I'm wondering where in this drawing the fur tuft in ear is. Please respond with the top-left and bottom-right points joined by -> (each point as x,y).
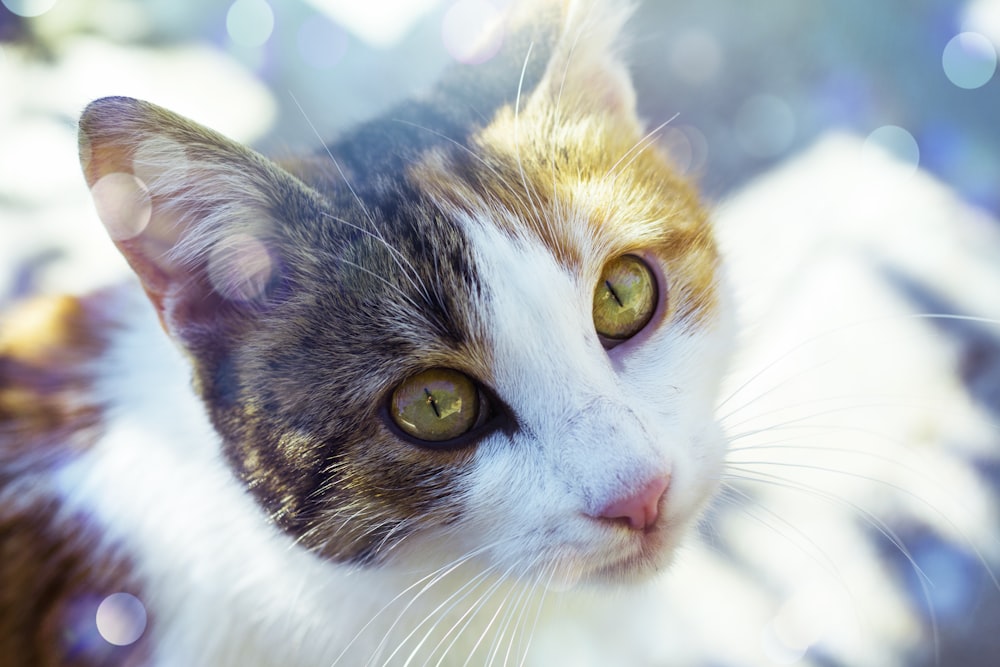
78,97 -> 313,340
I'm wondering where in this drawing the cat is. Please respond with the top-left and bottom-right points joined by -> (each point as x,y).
0,0 -> 734,664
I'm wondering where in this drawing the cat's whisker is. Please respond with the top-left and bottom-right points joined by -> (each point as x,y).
727,449 -> 1000,593
288,93 -> 373,226
717,315 -> 918,417
393,559 -> 506,667
725,466 -> 934,585
483,562 -> 536,667
725,431 -> 946,480
716,359 -> 843,426
724,467 -> 948,662
712,482 -> 850,593
501,587 -> 534,667
387,540 -> 523,653
328,504 -> 375,536
723,397 -> 923,443
716,351 -> 847,423
459,566 -> 524,667
408,556 -> 522,667
726,458 -> 925,501
603,114 -> 679,183
367,517 -> 413,557
337,257 -> 426,313
290,502 -> 387,556
458,555 -> 544,667
492,567 -> 542,667
413,562 -> 511,667
703,483 -> 891,654
318,211 -> 431,306
330,540 -> 507,667
548,20 -> 585,205
514,565 -> 554,667
719,310 -> 1000,417
290,93 -> 432,306
910,313 -> 1000,327
512,42 -> 549,237
424,571 -> 504,667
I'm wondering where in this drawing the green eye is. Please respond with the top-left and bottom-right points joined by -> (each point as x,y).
593,255 -> 658,341
390,368 -> 480,443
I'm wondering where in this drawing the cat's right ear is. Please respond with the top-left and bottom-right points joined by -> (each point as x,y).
79,97 -> 310,343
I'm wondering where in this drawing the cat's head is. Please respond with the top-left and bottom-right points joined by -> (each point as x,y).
78,0 -> 732,586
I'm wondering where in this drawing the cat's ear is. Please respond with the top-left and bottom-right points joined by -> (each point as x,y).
78,97 -> 307,342
528,0 -> 637,118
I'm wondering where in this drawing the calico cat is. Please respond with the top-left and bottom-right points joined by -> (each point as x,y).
0,0 -> 732,664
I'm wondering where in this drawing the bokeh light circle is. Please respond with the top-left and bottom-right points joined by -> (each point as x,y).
95,593 -> 147,647
942,32 -> 997,89
132,136 -> 192,191
298,15 -> 349,69
90,173 -> 153,241
863,125 -> 920,176
226,0 -> 275,48
670,29 -> 723,84
733,94 -> 796,159
442,0 -> 504,65
1,0 -> 58,18
207,232 -> 275,302
661,124 -> 709,174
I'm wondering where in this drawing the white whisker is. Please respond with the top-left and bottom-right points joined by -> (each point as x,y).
513,42 -> 548,235
724,467 -> 946,661
395,560 -> 504,667
329,541 -> 503,667
290,93 -> 432,306
603,114 -> 679,182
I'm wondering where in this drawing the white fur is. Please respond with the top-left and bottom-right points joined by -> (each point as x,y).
44,257 -> 726,666
48,196 -> 732,664
52,287 -> 469,666
427,209 -> 733,586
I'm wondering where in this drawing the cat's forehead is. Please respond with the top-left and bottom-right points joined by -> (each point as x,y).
408,106 -> 714,280
395,110 -> 719,329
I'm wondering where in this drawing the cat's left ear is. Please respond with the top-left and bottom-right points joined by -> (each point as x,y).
528,0 -> 638,118
79,97 -> 312,343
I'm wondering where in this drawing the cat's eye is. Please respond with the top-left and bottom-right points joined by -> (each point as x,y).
592,255 -> 658,342
390,368 -> 481,444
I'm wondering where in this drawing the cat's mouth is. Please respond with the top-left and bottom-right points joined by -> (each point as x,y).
600,527 -> 682,582
540,521 -> 682,589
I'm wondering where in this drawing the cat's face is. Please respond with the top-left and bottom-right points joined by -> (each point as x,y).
78,0 -> 731,585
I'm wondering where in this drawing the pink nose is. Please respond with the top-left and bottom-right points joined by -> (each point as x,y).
596,476 -> 670,531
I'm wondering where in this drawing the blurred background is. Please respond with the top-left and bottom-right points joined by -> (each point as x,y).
2,0 -> 999,295
1,1 -> 998,666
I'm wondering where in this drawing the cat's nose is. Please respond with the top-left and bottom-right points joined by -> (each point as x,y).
595,476 -> 670,531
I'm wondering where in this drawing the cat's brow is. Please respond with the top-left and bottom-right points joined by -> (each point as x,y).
604,114 -> 680,182
290,93 -> 432,305
390,118 -> 537,219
